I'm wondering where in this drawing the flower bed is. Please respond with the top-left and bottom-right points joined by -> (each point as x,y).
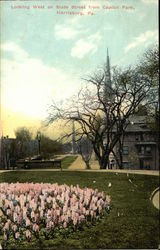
0,182 -> 110,245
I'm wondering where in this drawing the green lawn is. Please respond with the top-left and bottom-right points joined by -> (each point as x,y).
0,171 -> 159,249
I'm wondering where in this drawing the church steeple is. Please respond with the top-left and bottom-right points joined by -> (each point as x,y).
105,48 -> 111,88
104,48 -> 112,102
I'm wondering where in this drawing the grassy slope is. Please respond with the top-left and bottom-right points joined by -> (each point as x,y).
0,171 -> 159,249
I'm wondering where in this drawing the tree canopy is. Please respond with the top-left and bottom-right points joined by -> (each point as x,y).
48,45 -> 159,169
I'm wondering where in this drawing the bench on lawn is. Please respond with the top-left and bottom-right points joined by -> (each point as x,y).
16,160 -> 62,170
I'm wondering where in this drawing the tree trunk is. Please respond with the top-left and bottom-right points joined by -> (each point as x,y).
85,162 -> 90,169
112,149 -> 122,169
93,145 -> 110,169
119,148 -> 123,169
99,154 -> 110,169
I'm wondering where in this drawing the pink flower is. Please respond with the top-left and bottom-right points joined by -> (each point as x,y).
106,195 -> 111,204
40,210 -> 44,218
23,210 -> 27,220
6,209 -> 11,216
26,218 -> 31,227
85,210 -> 89,216
12,224 -> 17,232
3,232 -> 7,241
63,205 -> 68,213
73,218 -> 78,226
98,205 -> 102,213
63,222 -> 67,228
46,221 -> 54,229
25,230 -> 31,239
3,222 -> 10,231
31,211 -> 35,219
82,207 -> 86,214
32,223 -> 39,232
15,232 -> 20,239
90,210 -> 94,217
0,182 -> 111,238
56,209 -> 60,216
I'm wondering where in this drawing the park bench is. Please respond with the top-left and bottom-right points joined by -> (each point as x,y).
16,159 -> 62,170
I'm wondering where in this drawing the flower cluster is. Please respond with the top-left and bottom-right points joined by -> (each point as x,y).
0,182 -> 110,242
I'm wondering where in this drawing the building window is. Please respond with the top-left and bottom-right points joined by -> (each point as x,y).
123,162 -> 129,168
140,133 -> 144,141
123,146 -> 129,155
138,146 -> 152,155
138,146 -> 145,154
135,136 -> 139,141
136,133 -> 145,142
135,133 -> 140,141
146,146 -> 151,155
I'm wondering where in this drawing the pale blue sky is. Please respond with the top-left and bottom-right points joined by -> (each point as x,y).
1,0 -> 158,122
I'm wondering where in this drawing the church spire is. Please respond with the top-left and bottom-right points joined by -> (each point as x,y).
105,48 -> 111,87
104,48 -> 112,102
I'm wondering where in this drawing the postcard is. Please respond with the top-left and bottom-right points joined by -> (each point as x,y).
0,0 -> 159,249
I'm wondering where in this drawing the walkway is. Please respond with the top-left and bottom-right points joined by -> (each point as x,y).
152,191 -> 159,209
69,155 -> 100,170
151,188 -> 160,210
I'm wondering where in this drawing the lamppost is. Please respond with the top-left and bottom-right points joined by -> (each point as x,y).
37,131 -> 41,156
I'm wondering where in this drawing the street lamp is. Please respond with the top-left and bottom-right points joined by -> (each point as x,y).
37,131 -> 41,156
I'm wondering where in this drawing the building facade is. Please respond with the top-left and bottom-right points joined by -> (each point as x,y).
113,116 -> 159,170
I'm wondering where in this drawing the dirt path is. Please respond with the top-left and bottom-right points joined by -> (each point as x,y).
68,155 -> 86,170
69,155 -> 100,170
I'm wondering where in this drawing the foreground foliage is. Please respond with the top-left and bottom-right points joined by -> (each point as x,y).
0,182 -> 110,248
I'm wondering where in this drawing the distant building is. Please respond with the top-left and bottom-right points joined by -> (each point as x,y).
113,116 -> 159,170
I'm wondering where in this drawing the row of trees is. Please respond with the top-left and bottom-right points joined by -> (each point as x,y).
1,127 -> 62,169
48,45 -> 159,169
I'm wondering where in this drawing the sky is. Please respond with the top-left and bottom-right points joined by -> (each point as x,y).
0,0 -> 158,138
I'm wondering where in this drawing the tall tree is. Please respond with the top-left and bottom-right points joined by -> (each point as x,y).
38,134 -> 62,159
138,45 -> 159,113
15,127 -> 32,159
138,45 -> 159,149
77,137 -> 93,169
114,45 -> 159,168
48,65 -> 152,169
